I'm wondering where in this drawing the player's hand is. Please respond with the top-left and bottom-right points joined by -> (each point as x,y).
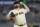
20,2 -> 24,5
20,2 -> 25,6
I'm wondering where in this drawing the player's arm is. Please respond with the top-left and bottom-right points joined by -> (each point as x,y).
6,10 -> 13,20
6,10 -> 16,22
20,2 -> 30,13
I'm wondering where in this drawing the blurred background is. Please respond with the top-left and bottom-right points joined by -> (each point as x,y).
0,0 -> 40,27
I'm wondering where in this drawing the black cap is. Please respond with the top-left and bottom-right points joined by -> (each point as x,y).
14,1 -> 20,4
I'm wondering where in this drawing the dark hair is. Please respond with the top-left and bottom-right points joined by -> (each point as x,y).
14,1 -> 20,4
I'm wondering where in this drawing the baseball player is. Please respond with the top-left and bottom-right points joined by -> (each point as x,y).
6,2 -> 30,27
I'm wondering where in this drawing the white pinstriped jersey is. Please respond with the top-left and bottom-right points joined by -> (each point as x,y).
7,8 -> 30,25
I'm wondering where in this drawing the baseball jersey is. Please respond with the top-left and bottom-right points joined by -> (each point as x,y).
7,8 -> 30,25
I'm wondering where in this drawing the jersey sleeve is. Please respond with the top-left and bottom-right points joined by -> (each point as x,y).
24,8 -> 30,14
6,10 -> 12,20
6,10 -> 15,20
20,2 -> 30,14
